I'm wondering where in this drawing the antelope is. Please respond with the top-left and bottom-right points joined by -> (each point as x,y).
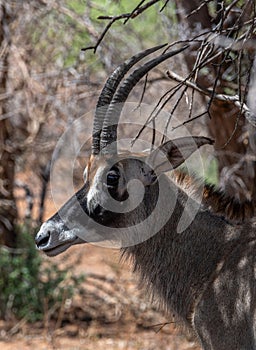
35,44 -> 256,350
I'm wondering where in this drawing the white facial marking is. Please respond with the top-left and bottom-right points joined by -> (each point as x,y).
87,165 -> 108,214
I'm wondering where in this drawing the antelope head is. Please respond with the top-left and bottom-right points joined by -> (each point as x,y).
35,44 -> 213,256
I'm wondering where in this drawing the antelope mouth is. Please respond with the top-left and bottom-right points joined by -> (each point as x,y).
42,236 -> 85,257
35,220 -> 86,257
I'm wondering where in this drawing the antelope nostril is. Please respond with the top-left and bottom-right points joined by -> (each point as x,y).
36,230 -> 51,248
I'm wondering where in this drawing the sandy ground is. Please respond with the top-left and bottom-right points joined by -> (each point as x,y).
0,243 -> 201,350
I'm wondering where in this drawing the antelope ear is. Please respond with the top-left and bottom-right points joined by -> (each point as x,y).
147,136 -> 214,174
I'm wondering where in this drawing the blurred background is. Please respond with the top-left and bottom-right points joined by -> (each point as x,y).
0,1 -> 255,349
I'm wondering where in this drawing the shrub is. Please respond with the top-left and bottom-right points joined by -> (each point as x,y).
0,227 -> 84,323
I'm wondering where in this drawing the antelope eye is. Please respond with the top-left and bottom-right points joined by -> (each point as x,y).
106,169 -> 120,187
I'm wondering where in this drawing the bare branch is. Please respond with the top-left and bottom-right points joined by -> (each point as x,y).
82,0 -> 162,52
160,0 -> 170,12
166,70 -> 256,126
172,111 -> 209,131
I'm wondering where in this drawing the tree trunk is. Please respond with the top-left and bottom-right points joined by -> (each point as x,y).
0,3 -> 17,246
175,0 -> 256,201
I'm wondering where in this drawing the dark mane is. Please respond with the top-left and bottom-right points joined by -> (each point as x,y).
172,171 -> 255,223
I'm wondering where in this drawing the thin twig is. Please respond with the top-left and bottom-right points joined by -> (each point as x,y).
166,70 -> 255,125
172,111 -> 209,130
150,320 -> 178,333
160,0 -> 170,12
161,85 -> 188,143
82,0 -> 161,52
123,0 -> 146,24
186,0 -> 212,19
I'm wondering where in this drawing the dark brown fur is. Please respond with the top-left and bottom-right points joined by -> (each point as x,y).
173,171 -> 255,223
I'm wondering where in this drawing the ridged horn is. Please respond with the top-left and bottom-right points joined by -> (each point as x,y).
100,45 -> 188,153
91,44 -> 168,155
